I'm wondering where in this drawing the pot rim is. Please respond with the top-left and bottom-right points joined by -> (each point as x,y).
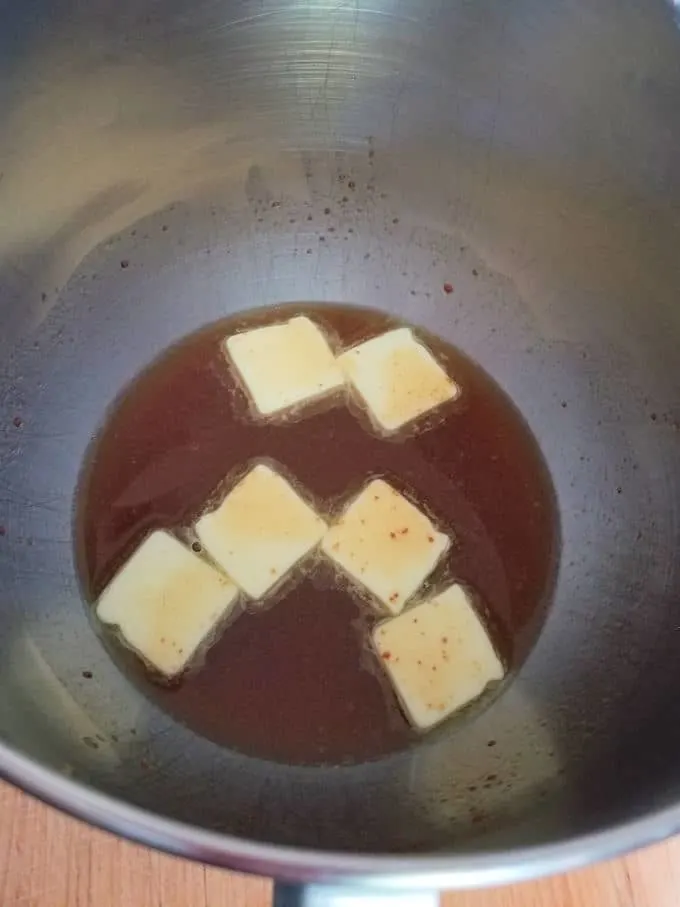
0,739 -> 677,888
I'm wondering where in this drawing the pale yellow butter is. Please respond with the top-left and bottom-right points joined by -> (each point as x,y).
97,530 -> 239,678
339,327 -> 459,433
373,584 -> 505,730
196,462 -> 327,599
225,316 -> 345,416
321,478 -> 449,614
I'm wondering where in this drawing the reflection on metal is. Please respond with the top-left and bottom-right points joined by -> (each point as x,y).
273,885 -> 438,906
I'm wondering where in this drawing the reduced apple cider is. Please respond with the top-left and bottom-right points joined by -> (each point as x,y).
76,303 -> 558,765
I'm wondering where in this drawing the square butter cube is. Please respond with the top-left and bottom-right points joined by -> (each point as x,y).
321,478 -> 449,613
225,315 -> 345,416
339,327 -> 459,434
373,584 -> 505,730
96,530 -> 239,678
196,462 -> 327,599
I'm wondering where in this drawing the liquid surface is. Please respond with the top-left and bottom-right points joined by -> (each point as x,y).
76,304 -> 559,765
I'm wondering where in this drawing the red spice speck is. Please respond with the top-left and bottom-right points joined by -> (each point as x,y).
399,527 -> 409,535
382,651 -> 392,660
389,592 -> 399,602
443,282 -> 454,294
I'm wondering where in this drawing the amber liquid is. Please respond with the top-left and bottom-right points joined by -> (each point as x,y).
76,304 -> 558,766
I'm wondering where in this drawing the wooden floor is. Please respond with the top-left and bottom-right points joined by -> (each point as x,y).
0,782 -> 678,906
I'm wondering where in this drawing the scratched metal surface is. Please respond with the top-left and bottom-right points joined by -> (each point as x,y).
0,0 -> 679,878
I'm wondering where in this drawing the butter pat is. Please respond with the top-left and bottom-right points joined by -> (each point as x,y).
373,584 -> 505,730
225,316 -> 345,417
96,530 -> 239,678
321,478 -> 449,614
196,462 -> 327,599
339,327 -> 459,433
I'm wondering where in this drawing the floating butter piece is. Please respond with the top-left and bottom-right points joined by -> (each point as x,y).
373,584 -> 505,730
321,478 -> 449,614
196,462 -> 327,599
373,585 -> 504,730
339,327 -> 459,433
225,315 -> 345,416
96,530 -> 239,678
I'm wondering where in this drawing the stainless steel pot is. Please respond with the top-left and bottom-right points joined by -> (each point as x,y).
2,0 -> 680,902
